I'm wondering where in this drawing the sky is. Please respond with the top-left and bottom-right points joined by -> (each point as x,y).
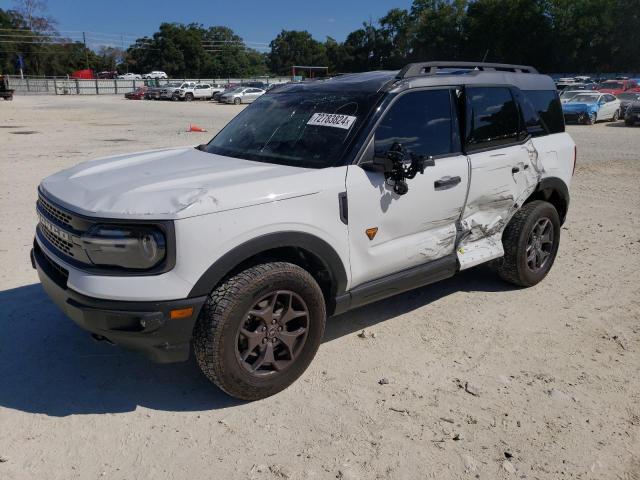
3,0 -> 413,50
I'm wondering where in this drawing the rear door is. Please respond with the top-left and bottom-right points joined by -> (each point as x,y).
457,86 -> 541,269
346,88 -> 469,287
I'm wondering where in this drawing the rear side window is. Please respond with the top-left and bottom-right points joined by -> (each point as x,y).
375,89 -> 458,159
465,87 -> 520,150
523,90 -> 565,134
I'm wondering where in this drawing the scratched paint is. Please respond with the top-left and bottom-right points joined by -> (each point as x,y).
457,140 -> 544,270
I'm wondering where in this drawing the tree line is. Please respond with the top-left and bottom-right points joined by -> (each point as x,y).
1,0 -> 639,78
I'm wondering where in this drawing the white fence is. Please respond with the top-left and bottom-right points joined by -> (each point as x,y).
6,76 -> 293,95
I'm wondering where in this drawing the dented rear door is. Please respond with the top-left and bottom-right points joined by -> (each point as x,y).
457,86 -> 542,270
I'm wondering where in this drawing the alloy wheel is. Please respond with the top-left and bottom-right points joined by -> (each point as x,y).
235,290 -> 310,376
526,217 -> 554,272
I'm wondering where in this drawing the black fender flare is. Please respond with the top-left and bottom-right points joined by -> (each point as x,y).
532,176 -> 570,223
188,231 -> 348,299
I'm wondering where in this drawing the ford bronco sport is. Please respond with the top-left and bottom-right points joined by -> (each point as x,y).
31,62 -> 575,400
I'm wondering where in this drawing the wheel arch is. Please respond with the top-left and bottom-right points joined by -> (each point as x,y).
188,232 -> 348,315
524,177 -> 570,224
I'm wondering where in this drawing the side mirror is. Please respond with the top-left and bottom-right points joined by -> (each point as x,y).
360,136 -> 390,173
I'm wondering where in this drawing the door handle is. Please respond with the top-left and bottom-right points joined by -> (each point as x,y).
434,176 -> 462,190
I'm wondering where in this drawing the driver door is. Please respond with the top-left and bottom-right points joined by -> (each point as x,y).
346,88 -> 469,288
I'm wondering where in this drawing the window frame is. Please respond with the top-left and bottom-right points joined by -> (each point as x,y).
462,84 -> 531,154
354,86 -> 463,166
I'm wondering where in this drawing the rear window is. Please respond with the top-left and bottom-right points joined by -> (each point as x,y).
465,87 -> 520,150
522,90 -> 565,135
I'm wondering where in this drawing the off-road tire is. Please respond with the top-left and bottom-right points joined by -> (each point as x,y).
194,262 -> 326,400
494,200 -> 561,287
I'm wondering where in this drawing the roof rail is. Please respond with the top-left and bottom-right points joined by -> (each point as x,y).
396,61 -> 539,79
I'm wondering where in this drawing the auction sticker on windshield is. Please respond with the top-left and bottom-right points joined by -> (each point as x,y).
307,113 -> 357,130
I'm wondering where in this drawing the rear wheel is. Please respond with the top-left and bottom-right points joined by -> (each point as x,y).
494,200 -> 561,287
194,262 -> 326,400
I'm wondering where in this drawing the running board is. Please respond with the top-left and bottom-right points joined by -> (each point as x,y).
333,254 -> 457,315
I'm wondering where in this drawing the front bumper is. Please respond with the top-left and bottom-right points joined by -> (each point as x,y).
31,242 -> 207,363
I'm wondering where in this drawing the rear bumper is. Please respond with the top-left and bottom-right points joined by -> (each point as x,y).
31,243 -> 207,363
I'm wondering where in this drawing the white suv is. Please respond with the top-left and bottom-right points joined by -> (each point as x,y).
143,71 -> 168,79
32,62 -> 575,401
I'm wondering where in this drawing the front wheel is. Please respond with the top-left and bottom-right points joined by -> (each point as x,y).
194,262 -> 326,400
588,112 -> 597,124
612,109 -> 620,121
234,97 -> 241,105
185,93 -> 193,102
494,200 -> 561,287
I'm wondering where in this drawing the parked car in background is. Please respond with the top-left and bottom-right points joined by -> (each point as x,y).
143,71 -> 168,79
624,99 -> 640,126
213,86 -> 237,101
97,71 -> 118,79
616,92 -> 640,118
597,79 -> 639,95
118,73 -> 142,80
144,86 -> 164,100
562,92 -> 621,124
559,89 -> 599,103
161,81 -> 195,100
219,87 -> 265,104
125,86 -> 148,100
175,83 -> 223,101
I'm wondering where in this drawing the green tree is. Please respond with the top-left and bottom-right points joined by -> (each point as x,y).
268,30 -> 328,75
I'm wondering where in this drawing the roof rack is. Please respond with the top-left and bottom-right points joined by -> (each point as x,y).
396,61 -> 538,79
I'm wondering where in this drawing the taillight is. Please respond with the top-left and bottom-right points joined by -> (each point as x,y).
572,145 -> 577,176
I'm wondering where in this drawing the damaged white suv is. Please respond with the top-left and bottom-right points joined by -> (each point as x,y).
32,62 -> 575,400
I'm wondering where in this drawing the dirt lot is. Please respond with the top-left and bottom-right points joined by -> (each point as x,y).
0,95 -> 639,480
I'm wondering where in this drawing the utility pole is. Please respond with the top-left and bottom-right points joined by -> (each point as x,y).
83,32 -> 89,69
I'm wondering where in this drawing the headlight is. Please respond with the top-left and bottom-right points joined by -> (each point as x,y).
178,89 -> 185,94
81,225 -> 166,269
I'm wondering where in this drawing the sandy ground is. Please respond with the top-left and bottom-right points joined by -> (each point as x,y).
0,95 -> 639,480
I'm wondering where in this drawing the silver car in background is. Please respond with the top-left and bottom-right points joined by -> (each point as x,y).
220,87 -> 266,104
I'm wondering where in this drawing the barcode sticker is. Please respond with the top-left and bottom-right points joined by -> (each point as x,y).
307,113 -> 357,130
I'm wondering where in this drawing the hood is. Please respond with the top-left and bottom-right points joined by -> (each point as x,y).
562,102 -> 597,112
40,147 -> 321,220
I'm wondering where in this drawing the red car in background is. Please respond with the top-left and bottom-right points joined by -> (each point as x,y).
597,79 -> 640,95
124,86 -> 148,100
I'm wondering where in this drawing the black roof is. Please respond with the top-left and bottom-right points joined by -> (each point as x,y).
273,62 -> 556,94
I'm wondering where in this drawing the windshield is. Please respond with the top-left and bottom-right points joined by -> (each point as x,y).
600,81 -> 623,89
560,91 -> 581,99
569,94 -> 600,103
204,91 -> 381,168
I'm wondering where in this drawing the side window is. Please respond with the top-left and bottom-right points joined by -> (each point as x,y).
374,89 -> 458,159
522,90 -> 565,134
515,91 -> 545,138
465,87 -> 519,150
606,95 -> 615,102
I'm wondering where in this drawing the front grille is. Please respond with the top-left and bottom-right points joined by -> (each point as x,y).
38,194 -> 72,227
630,106 -> 640,114
40,223 -> 75,256
36,191 -> 93,264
